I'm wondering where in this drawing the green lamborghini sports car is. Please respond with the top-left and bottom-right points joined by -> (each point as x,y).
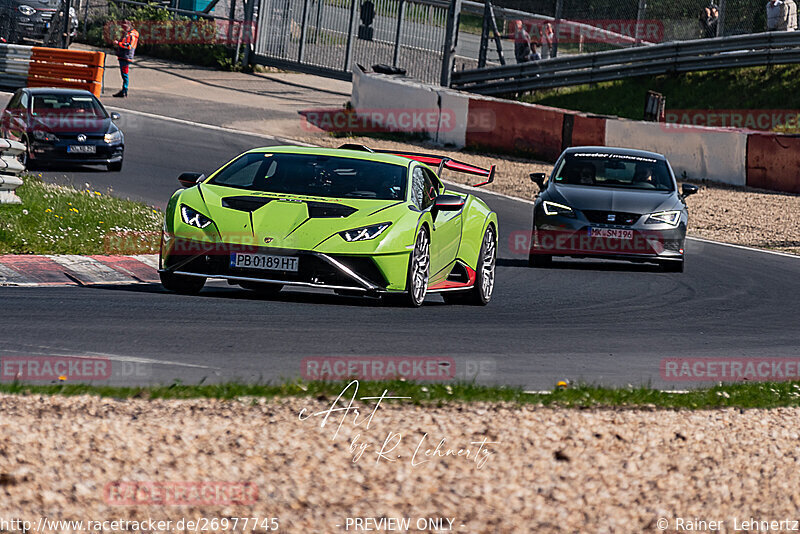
159,144 -> 499,307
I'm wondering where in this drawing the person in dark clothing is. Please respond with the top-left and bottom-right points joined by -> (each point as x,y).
509,19 -> 532,64
699,6 -> 719,38
113,21 -> 138,98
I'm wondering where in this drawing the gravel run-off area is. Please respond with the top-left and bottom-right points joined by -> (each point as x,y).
2,393 -> 800,533
303,135 -> 800,255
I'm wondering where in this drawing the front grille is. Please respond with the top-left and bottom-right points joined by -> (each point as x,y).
583,210 -> 641,226
164,242 -> 388,289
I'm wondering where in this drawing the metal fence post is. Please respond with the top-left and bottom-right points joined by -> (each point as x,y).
635,0 -> 647,45
478,0 -> 490,68
552,0 -> 563,57
62,0 -> 72,48
298,0 -> 310,63
717,0 -> 726,36
392,0 -> 406,67
440,0 -> 462,86
343,0 -> 358,71
242,0 -> 255,67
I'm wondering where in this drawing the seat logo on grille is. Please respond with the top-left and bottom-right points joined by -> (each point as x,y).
607,214 -> 616,222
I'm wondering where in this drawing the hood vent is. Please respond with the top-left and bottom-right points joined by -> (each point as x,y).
307,201 -> 357,218
221,196 -> 274,212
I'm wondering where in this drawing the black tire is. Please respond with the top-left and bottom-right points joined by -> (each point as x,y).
661,259 -> 685,273
528,253 -> 552,268
239,281 -> 282,295
443,224 -> 497,306
160,271 -> 206,294
108,160 -> 123,172
387,226 -> 430,307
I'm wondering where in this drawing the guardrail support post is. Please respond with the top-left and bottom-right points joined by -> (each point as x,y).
717,0 -> 726,36
392,0 -> 405,67
440,0 -> 462,86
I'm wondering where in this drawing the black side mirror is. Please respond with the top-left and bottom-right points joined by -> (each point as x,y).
530,172 -> 546,189
431,194 -> 465,219
178,172 -> 205,188
682,184 -> 699,197
110,112 -> 121,120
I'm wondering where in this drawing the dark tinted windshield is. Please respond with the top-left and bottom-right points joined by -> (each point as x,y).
31,94 -> 107,118
553,152 -> 674,191
208,152 -> 407,200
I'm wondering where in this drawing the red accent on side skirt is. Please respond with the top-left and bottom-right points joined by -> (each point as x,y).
429,264 -> 476,290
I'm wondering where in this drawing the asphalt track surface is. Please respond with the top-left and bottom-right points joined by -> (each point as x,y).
2,107 -> 799,390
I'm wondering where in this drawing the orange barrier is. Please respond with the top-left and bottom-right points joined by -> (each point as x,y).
27,47 -> 104,96
746,133 -> 800,194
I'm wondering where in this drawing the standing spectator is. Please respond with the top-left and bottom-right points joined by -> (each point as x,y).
786,0 -> 798,29
541,22 -> 555,59
766,0 -> 788,30
507,20 -> 532,64
112,21 -> 139,98
699,6 -> 718,38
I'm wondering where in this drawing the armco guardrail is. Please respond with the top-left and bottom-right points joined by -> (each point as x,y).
0,139 -> 26,205
452,31 -> 800,94
0,45 -> 104,96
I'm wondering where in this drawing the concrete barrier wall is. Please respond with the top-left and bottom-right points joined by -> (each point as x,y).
605,120 -> 748,186
352,70 -> 800,194
746,134 -> 800,194
351,68 -> 468,146
465,97 -> 565,161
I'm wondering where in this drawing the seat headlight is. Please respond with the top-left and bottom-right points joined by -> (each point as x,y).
542,200 -> 575,217
180,205 -> 213,229
32,130 -> 58,142
104,130 -> 122,143
339,222 -> 391,242
645,210 -> 681,226
18,4 -> 36,15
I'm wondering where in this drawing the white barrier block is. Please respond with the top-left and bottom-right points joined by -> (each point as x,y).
0,174 -> 23,204
605,119 -> 747,186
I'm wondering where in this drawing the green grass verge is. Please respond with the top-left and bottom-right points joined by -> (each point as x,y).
3,380 -> 800,409
0,176 -> 162,255
523,65 -> 800,120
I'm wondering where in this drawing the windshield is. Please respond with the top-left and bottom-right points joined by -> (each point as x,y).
552,152 -> 675,191
208,152 -> 407,200
31,94 -> 108,118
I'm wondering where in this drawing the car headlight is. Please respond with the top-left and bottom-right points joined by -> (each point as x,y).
180,205 -> 213,229
104,130 -> 122,143
542,200 -> 575,217
18,4 -> 36,15
645,210 -> 681,226
339,222 -> 391,242
32,130 -> 58,142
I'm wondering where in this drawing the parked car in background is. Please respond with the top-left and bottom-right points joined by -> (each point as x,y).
0,0 -> 77,44
0,87 -> 124,171
529,146 -> 698,272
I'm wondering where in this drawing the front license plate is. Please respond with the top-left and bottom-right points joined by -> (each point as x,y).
230,253 -> 299,272
67,145 -> 96,153
589,228 -> 633,239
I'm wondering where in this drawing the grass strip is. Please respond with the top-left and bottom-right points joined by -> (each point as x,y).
2,379 -> 800,409
0,176 -> 162,255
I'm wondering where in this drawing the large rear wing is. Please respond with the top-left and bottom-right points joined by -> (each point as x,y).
338,144 -> 496,188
